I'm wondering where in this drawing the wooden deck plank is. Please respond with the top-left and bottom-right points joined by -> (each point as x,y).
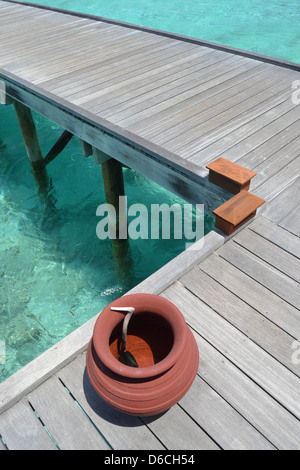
278,208 -> 300,237
37,36 -> 181,91
233,226 -> 300,282
9,31 -> 146,79
178,374 -> 274,450
185,90 -> 294,163
27,376 -> 111,450
250,135 -> 300,190
135,61 -> 266,140
43,36 -> 180,95
190,332 -> 300,449
0,22 -> 103,62
199,252 -> 300,338
142,404 -> 220,451
57,353 -> 165,450
1,24 -> 124,70
62,41 -> 205,102
113,63 -> 287,131
162,282 -> 300,420
0,399 -> 57,450
71,45 -> 206,107
31,41 -> 194,88
145,65 -> 286,146
104,55 -> 258,125
125,60 -> 264,137
264,178 -> 300,237
254,160 -> 299,203
180,265 -> 300,376
123,75 -> 291,151
88,49 -> 231,116
221,115 -> 300,167
217,240 -> 300,310
249,216 -> 300,259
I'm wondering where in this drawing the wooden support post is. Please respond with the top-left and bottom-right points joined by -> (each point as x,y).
13,100 -> 45,173
101,156 -> 129,259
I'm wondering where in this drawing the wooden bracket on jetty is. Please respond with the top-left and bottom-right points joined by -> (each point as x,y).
207,157 -> 265,235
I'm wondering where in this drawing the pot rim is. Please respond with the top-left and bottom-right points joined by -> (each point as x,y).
92,293 -> 188,379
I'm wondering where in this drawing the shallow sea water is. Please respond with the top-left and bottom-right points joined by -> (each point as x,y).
1,0 -> 299,381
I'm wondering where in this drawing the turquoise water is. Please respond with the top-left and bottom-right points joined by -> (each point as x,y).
1,0 -> 299,381
23,0 -> 300,63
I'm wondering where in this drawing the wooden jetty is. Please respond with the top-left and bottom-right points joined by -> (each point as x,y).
0,0 -> 299,450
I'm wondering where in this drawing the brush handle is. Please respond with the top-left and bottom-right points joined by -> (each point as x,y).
110,307 -> 135,313
121,312 -> 134,352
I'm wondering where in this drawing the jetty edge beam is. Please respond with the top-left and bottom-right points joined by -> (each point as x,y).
0,70 -> 231,214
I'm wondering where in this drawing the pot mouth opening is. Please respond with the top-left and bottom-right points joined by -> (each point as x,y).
109,312 -> 174,369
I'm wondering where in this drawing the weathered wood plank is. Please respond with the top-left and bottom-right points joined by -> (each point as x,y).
145,65 -> 285,146
180,266 -> 300,376
135,61 -> 265,141
186,90 -> 294,164
249,216 -> 300,259
263,177 -> 300,237
218,240 -> 300,310
57,353 -> 165,450
142,404 -> 220,450
179,375 -> 274,450
99,51 -> 239,121
233,226 -> 300,282
48,36 -> 179,96
27,376 -> 110,450
224,114 -> 300,167
251,155 -> 300,203
250,135 -> 300,190
89,49 -> 228,116
162,282 -> 300,419
0,399 -> 57,450
278,206 -> 300,237
72,45 -> 204,107
191,332 -> 300,449
199,252 -> 300,338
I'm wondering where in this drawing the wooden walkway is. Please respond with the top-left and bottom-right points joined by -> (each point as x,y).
0,0 -> 299,451
0,0 -> 299,210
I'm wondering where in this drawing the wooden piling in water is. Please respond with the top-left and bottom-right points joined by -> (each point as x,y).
13,100 -> 45,173
96,152 -> 129,259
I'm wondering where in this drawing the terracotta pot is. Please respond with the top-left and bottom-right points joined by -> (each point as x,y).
86,293 -> 199,416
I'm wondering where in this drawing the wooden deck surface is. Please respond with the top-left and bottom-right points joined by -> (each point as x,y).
0,210 -> 299,450
0,0 -> 299,451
